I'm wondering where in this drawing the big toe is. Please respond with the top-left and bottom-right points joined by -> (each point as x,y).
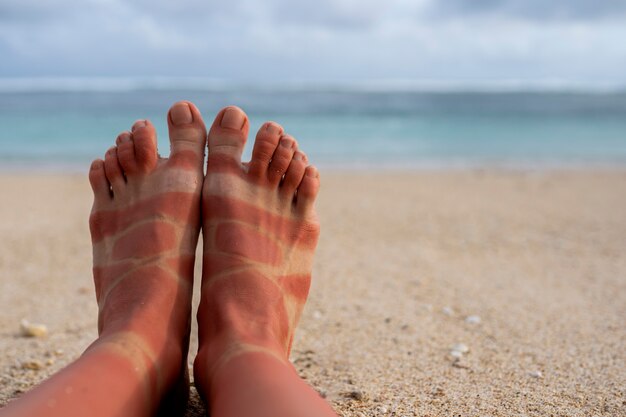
207,106 -> 249,170
168,101 -> 207,168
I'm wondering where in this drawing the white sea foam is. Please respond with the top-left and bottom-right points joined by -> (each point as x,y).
0,77 -> 227,93
0,77 -> 625,94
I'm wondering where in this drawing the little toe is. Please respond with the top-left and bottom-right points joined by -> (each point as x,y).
89,159 -> 111,202
249,121 -> 283,177
281,150 -> 307,196
295,165 -> 320,216
167,101 -> 207,169
116,132 -> 138,174
267,134 -> 297,184
207,106 -> 249,170
104,146 -> 125,195
131,119 -> 158,172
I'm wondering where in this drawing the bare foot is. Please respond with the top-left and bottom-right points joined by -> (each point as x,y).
194,106 -> 321,396
88,101 -> 206,415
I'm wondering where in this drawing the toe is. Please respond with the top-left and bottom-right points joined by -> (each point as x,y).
281,150 -> 307,196
295,165 -> 320,216
116,132 -> 138,174
132,119 -> 158,172
89,159 -> 111,202
249,121 -> 283,177
167,101 -> 207,169
207,106 -> 249,171
267,134 -> 297,184
104,146 -> 125,195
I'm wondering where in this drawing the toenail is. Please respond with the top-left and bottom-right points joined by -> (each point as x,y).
118,133 -> 131,143
293,152 -> 305,161
280,136 -> 295,149
131,120 -> 146,132
306,167 -> 319,177
220,108 -> 245,130
170,103 -> 194,126
265,122 -> 282,135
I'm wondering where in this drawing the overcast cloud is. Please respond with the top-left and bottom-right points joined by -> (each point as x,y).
427,0 -> 626,21
1,0 -> 626,86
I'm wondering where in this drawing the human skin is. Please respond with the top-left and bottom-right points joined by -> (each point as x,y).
194,106 -> 337,417
0,101 -> 207,417
0,102 -> 337,417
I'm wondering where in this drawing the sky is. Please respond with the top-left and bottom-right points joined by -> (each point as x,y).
1,0 -> 626,86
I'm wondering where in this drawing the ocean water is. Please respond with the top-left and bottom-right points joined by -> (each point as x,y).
1,81 -> 626,171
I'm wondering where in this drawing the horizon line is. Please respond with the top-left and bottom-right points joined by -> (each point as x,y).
0,76 -> 625,94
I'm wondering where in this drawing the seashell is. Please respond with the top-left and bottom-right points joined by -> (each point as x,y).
449,350 -> 464,359
20,319 -> 48,338
450,343 -> 470,354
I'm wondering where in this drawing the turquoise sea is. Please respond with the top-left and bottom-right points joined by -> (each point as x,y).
1,79 -> 626,171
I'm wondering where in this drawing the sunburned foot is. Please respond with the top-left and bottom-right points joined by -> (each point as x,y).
87,101 -> 206,415
194,106 -> 321,395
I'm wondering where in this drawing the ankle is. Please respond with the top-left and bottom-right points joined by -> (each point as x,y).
197,348 -> 338,417
93,331 -> 186,398
194,332 -> 288,393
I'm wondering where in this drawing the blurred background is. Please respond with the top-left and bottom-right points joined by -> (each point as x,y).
1,0 -> 626,170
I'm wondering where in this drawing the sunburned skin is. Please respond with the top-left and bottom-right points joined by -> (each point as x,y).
87,101 -> 207,416
193,107 -> 337,416
0,101 -> 337,417
0,101 -> 208,417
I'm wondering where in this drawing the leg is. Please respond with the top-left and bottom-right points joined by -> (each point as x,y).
0,102 -> 206,417
194,107 -> 337,417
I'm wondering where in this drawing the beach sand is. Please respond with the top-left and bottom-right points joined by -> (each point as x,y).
0,170 -> 625,416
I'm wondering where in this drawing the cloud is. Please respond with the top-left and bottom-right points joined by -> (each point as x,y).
427,0 -> 626,21
267,0 -> 387,29
0,0 -> 80,22
0,0 -> 625,85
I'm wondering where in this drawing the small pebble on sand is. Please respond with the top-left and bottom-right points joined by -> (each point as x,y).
452,359 -> 471,369
21,360 -> 43,370
449,350 -> 464,359
465,315 -> 481,324
450,343 -> 470,354
442,306 -> 454,316
529,370 -> 543,378
312,310 -> 322,320
20,319 -> 48,338
347,390 -> 365,401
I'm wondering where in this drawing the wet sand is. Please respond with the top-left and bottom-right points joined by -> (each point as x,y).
0,170 -> 625,416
